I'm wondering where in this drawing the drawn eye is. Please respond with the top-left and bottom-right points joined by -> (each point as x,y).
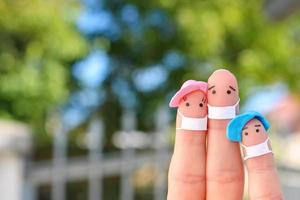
256,129 -> 259,133
227,90 -> 231,94
244,132 -> 248,136
212,90 -> 216,94
199,103 -> 203,107
186,102 -> 190,107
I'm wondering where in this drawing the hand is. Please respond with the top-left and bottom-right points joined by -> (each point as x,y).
167,69 -> 283,200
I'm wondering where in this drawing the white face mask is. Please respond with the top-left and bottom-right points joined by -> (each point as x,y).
177,110 -> 207,131
208,99 -> 240,119
241,138 -> 272,160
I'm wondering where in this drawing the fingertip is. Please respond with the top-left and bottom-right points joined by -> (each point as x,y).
208,69 -> 237,82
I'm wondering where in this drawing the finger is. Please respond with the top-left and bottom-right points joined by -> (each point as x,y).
246,152 -> 283,199
168,81 -> 207,200
231,114 -> 284,199
168,131 -> 206,200
206,69 -> 244,200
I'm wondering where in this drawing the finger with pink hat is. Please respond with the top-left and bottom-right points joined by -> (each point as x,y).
168,80 -> 208,200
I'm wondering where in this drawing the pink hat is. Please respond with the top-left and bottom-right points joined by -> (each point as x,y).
169,80 -> 208,107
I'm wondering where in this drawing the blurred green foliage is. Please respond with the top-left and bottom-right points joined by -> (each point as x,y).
94,0 -> 300,149
0,0 -> 87,132
0,0 -> 299,156
160,0 -> 300,92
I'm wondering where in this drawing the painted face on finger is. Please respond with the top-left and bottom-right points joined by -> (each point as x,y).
169,80 -> 208,131
176,91 -> 208,131
207,69 -> 239,119
178,91 -> 207,118
207,69 -> 239,106
227,112 -> 272,160
240,119 -> 272,160
241,119 -> 269,146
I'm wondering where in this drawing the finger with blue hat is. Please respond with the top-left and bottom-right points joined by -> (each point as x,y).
226,111 -> 270,144
227,111 -> 283,199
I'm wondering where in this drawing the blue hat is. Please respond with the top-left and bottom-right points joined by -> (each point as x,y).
226,111 -> 270,142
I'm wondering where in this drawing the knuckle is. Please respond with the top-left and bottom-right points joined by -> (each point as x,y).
248,164 -> 275,173
206,169 -> 244,184
170,172 -> 205,184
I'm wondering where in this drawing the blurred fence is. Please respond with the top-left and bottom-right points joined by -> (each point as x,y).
24,106 -> 171,200
1,107 -> 300,200
278,165 -> 300,199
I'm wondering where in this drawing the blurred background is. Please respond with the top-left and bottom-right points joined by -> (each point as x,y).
0,0 -> 299,199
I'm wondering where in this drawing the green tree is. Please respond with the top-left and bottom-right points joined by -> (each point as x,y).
0,0 -> 87,132
0,0 -> 299,158
80,0 -> 299,148
158,0 -> 300,92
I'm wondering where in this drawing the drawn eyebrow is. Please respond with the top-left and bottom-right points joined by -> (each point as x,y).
229,86 -> 236,91
208,85 -> 215,90
255,124 -> 261,127
242,126 -> 248,130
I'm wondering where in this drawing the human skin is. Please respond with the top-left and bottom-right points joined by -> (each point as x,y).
168,90 -> 207,200
168,69 -> 283,199
206,69 -> 244,200
242,119 -> 283,200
